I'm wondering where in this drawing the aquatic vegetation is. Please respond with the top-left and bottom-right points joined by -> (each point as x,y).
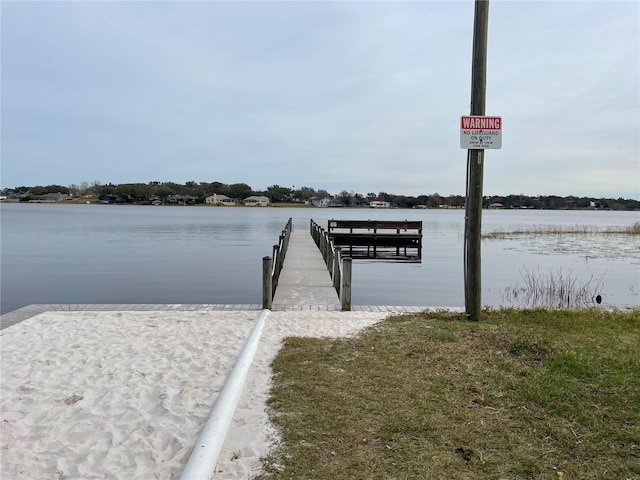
503,267 -> 605,308
484,223 -> 640,239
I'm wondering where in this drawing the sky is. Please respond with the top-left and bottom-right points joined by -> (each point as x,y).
1,1 -> 638,199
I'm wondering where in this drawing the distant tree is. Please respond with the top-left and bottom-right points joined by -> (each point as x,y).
427,193 -> 442,208
530,198 -> 544,209
45,184 -> 70,194
445,195 -> 464,208
89,181 -> 102,195
161,182 -> 181,193
229,183 -> 254,200
266,185 -> 292,203
575,197 -> 592,209
378,192 -> 392,202
116,183 -> 153,201
207,182 -> 230,196
607,200 -> 624,210
392,195 -> 414,208
95,184 -> 116,196
619,197 -> 640,210
404,196 -> 420,208
316,189 -> 331,199
294,186 -> 316,202
416,195 -> 429,206
30,186 -> 47,195
156,185 -> 174,199
337,190 -> 352,206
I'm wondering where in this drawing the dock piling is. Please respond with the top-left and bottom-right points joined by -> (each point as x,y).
262,256 -> 272,309
341,258 -> 352,311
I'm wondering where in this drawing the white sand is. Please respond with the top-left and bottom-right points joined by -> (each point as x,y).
0,310 -> 389,479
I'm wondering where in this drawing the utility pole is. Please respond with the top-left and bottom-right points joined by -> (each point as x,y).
464,0 -> 489,321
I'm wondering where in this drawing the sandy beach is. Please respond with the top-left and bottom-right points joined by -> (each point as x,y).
0,310 -> 390,479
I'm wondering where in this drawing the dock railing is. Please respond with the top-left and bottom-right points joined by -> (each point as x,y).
310,219 -> 352,311
262,218 -> 293,309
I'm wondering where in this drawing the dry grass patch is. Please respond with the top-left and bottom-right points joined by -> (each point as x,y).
259,308 -> 640,480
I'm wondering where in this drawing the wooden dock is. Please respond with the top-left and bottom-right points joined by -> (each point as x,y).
271,230 -> 341,308
327,219 -> 422,262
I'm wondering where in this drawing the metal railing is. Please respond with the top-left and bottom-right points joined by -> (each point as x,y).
180,309 -> 269,479
262,218 -> 293,309
310,219 -> 352,311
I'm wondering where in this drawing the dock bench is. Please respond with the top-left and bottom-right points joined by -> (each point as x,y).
327,220 -> 422,261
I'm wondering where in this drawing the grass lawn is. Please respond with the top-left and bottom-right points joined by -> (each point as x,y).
259,308 -> 640,479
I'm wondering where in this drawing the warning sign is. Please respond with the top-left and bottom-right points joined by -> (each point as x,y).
460,116 -> 502,149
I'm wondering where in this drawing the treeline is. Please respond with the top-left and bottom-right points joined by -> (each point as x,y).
3,181 -> 330,204
2,181 -> 638,210
483,194 -> 639,211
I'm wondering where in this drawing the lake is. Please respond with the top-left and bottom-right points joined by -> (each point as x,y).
1,203 -> 638,314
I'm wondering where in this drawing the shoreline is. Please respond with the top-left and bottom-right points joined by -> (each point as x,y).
2,199 -> 638,210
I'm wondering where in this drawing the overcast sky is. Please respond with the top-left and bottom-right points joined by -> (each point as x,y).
1,1 -> 638,198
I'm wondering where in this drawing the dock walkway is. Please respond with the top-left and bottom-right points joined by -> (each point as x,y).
272,230 -> 340,308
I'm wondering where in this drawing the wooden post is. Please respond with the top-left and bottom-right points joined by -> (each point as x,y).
262,256 -> 272,309
341,257 -> 352,311
464,0 -> 489,321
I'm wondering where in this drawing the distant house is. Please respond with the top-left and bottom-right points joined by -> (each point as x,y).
205,194 -> 235,206
99,194 -> 126,204
167,194 -> 196,205
6,193 -> 29,201
488,202 -> 504,209
369,201 -> 390,208
327,199 -> 344,208
32,192 -> 71,202
310,197 -> 345,207
243,195 -> 270,207
310,197 -> 330,207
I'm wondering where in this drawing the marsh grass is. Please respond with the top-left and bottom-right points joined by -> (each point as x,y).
259,308 -> 640,480
503,267 -> 605,308
483,222 -> 640,239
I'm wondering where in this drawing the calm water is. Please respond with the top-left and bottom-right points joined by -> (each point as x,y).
1,203 -> 638,314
